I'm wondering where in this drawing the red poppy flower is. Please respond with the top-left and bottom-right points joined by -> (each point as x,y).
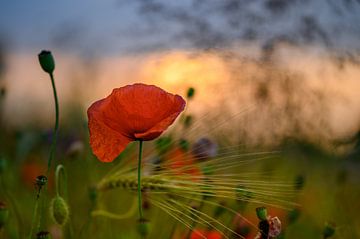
88,83 -> 186,162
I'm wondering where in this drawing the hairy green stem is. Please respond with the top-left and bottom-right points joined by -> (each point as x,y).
32,72 -> 59,236
47,72 -> 59,176
138,140 -> 144,220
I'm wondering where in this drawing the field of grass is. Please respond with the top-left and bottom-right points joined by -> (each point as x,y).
0,51 -> 359,239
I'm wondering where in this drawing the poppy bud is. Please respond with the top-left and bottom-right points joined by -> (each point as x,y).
36,231 -> 52,239
0,202 -> 9,228
323,222 -> 336,238
49,196 -> 69,226
38,50 -> 55,74
137,218 -> 150,237
187,87 -> 195,99
256,207 -> 268,221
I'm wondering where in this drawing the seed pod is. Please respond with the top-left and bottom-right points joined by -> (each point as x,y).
137,218 -> 150,237
187,87 -> 195,99
0,202 -> 9,228
38,50 -> 55,74
49,196 -> 69,226
256,207 -> 268,221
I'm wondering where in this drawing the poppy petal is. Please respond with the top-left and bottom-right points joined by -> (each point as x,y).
109,84 -> 186,139
134,99 -> 185,140
88,100 -> 132,163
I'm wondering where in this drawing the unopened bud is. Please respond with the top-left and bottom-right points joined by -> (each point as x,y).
38,50 -> 55,74
50,196 -> 69,226
137,218 -> 150,237
187,87 -> 195,99
256,207 -> 268,221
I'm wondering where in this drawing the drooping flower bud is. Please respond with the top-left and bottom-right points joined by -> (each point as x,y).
38,50 -> 55,74
0,202 -> 9,228
49,196 -> 69,226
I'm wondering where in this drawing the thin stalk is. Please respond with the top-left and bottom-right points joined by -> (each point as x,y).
28,200 -> 39,239
47,72 -> 59,176
55,165 -> 67,198
137,140 -> 144,219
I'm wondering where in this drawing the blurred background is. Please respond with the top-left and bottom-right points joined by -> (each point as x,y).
0,1 -> 360,238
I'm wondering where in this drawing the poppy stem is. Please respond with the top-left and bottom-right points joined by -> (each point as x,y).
47,72 -> 59,176
55,164 -> 67,198
137,140 -> 144,220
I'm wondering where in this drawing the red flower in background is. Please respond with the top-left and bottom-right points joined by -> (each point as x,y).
189,229 -> 222,239
88,83 -> 186,162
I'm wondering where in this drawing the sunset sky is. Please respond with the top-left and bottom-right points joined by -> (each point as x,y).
1,0 -> 360,144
